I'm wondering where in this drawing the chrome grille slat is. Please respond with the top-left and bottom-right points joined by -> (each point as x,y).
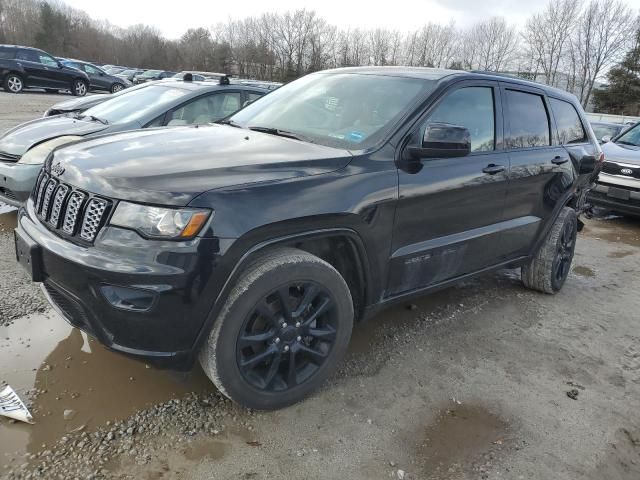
35,173 -> 49,213
48,184 -> 69,228
39,178 -> 58,220
32,167 -> 109,243
62,191 -> 86,235
80,198 -> 107,242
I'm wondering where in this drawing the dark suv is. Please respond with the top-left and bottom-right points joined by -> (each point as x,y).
14,67 -> 602,410
0,45 -> 90,95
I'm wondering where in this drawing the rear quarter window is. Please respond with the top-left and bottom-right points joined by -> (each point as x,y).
549,98 -> 587,144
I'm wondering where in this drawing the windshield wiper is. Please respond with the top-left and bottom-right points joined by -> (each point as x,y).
217,119 -> 241,128
79,114 -> 109,125
247,126 -> 313,143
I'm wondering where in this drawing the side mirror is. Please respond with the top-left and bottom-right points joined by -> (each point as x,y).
579,153 -> 597,175
57,61 -> 64,69
408,122 -> 471,159
601,135 -> 611,144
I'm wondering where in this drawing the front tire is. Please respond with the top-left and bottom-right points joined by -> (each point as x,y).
4,74 -> 23,93
199,248 -> 354,410
110,83 -> 125,93
71,79 -> 87,96
522,207 -> 577,294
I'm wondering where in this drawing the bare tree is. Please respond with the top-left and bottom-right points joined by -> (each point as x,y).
463,17 -> 518,71
523,0 -> 581,87
570,1 -> 637,108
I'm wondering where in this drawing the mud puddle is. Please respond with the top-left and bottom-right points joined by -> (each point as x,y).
0,310 -> 213,465
583,217 -> 640,248
573,265 -> 596,278
416,404 -> 508,479
0,209 -> 17,232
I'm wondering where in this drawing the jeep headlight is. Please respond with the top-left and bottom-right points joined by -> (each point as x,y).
18,136 -> 82,165
110,201 -> 211,239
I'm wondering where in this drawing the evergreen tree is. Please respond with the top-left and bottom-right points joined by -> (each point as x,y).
593,29 -> 640,115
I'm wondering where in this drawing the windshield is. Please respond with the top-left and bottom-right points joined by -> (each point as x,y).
230,73 -> 436,149
614,123 -> 640,146
81,84 -> 188,124
142,70 -> 162,77
592,124 -> 621,141
120,69 -> 136,75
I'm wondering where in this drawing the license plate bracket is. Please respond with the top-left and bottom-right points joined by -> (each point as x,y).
14,228 -> 43,282
608,187 -> 630,201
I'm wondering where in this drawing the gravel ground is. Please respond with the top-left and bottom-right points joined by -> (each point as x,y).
0,93 -> 639,480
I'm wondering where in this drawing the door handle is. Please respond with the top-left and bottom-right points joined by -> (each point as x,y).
551,156 -> 569,165
482,164 -> 506,175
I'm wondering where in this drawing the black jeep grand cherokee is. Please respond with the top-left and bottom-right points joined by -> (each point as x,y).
15,67 -> 602,409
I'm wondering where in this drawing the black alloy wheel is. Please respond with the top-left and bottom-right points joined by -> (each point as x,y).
236,281 -> 338,392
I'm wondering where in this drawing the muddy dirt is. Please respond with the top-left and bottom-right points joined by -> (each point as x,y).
1,93 -> 639,480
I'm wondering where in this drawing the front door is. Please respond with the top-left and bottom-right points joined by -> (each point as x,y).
389,81 -> 509,296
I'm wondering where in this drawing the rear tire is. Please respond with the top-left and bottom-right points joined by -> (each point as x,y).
4,73 -> 23,93
522,207 -> 577,294
71,79 -> 87,97
199,248 -> 354,410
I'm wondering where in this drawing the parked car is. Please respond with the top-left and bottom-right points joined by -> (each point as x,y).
134,69 -> 177,84
60,59 -> 131,93
116,69 -> 144,83
13,67 -> 602,409
0,78 -> 270,206
42,82 -> 155,117
588,121 -> 640,217
172,71 -> 225,82
590,121 -> 627,144
0,45 -> 89,95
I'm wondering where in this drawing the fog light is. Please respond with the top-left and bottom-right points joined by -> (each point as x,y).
100,285 -> 156,312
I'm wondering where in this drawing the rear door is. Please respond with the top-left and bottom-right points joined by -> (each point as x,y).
499,84 -> 573,260
389,80 -> 509,295
15,49 -> 52,88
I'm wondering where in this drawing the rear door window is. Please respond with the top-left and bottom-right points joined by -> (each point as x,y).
16,49 -> 39,63
549,98 -> 587,144
0,47 -> 14,60
505,90 -> 550,149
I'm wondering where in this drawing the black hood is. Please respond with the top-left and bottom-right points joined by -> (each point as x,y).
602,140 -> 640,166
49,124 -> 353,206
0,116 -> 109,157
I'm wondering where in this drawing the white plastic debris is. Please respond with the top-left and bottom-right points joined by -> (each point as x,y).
0,386 -> 34,424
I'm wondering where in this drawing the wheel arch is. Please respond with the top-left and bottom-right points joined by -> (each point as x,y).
529,190 -> 579,259
190,226 -> 374,363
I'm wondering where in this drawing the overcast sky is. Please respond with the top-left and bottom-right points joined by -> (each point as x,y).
62,0 -> 640,39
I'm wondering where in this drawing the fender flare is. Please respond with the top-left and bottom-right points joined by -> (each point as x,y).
529,191 -> 578,258
189,227 -> 373,363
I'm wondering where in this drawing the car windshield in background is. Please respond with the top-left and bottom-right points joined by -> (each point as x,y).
230,73 -> 435,149
142,70 -> 162,77
80,85 -> 188,124
614,123 -> 640,147
592,124 -> 622,141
